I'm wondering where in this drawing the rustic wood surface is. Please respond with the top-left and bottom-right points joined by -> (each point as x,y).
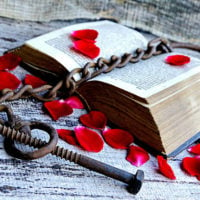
0,0 -> 199,44
0,17 -> 199,200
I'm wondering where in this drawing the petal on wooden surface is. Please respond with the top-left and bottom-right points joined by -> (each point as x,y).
24,74 -> 47,88
188,144 -> 200,155
102,129 -> 134,149
0,71 -> 21,90
73,40 -> 100,59
44,99 -> 73,120
157,155 -> 176,180
57,129 -> 79,146
0,53 -> 21,70
165,55 -> 190,66
79,111 -> 107,129
65,96 -> 84,109
74,126 -> 104,152
182,156 -> 200,180
126,145 -> 150,167
71,29 -> 98,40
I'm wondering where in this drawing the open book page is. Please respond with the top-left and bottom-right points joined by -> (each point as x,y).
25,20 -> 147,73
25,20 -> 200,99
92,52 -> 200,98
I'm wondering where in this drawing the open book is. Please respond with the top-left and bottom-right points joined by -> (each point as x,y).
11,20 -> 200,156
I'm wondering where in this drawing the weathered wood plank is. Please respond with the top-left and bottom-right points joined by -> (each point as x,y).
0,0 -> 199,44
0,17 -> 199,200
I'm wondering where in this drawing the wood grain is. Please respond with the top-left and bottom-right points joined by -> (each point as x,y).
0,0 -> 199,44
0,17 -> 199,200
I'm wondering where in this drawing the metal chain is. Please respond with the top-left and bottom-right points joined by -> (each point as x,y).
0,37 -> 173,102
0,38 -> 199,103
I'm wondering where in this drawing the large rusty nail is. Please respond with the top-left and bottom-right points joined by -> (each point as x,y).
0,123 -> 144,194
75,154 -> 144,194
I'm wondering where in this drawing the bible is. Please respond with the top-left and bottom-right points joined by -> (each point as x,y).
10,20 -> 200,157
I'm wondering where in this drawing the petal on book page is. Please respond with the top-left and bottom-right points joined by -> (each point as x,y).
71,29 -> 98,40
188,144 -> 200,155
57,129 -> 79,146
157,155 -> 176,180
73,40 -> 100,59
126,145 -> 150,167
65,96 -> 84,109
165,55 -> 190,66
74,126 -> 104,152
79,111 -> 107,129
0,71 -> 21,90
0,53 -> 21,71
24,74 -> 47,88
44,99 -> 73,120
102,129 -> 134,149
182,156 -> 200,181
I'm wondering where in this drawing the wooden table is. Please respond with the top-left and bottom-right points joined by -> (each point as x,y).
0,17 -> 199,200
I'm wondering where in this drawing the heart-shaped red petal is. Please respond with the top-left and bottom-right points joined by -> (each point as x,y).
165,55 -> 190,66
57,129 -> 79,146
79,111 -> 107,129
44,99 -> 73,120
126,145 -> 149,167
0,53 -> 21,70
182,156 -> 200,180
24,74 -> 47,88
71,29 -> 98,40
65,96 -> 84,109
157,155 -> 176,180
73,40 -> 100,59
74,126 -> 104,152
0,71 -> 21,90
188,144 -> 200,155
102,129 -> 134,149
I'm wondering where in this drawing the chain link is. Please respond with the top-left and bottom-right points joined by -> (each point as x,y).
1,37 -> 199,102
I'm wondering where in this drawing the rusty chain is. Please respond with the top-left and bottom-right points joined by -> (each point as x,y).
1,37 -> 200,103
0,37 -> 175,102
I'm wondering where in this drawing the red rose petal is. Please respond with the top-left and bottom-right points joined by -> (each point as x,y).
0,71 -> 21,90
0,53 -> 21,70
81,39 -> 96,44
188,144 -> 200,155
165,55 -> 190,66
24,74 -> 47,88
157,155 -> 176,180
79,111 -> 107,129
57,129 -> 79,146
182,156 -> 200,180
65,96 -> 84,109
102,129 -> 134,149
73,40 -> 100,59
126,145 -> 150,167
74,126 -> 104,152
71,29 -> 98,40
44,99 -> 73,120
